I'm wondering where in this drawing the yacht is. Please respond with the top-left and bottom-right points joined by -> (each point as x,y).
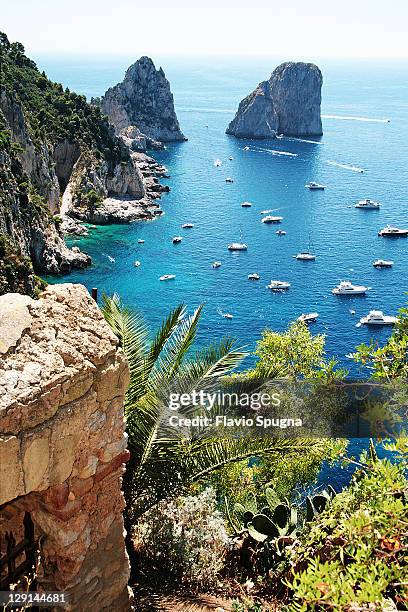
267,280 -> 290,290
241,201 -> 252,207
262,215 -> 283,224
159,274 -> 176,281
248,273 -> 260,280
332,281 -> 370,295
228,242 -> 247,251
297,312 -> 319,324
305,182 -> 325,190
138,239 -> 145,244
182,223 -> 194,229
134,261 -> 141,267
172,236 -> 183,244
378,225 -> 408,237
373,259 -> 394,268
212,261 -> 222,268
276,230 -> 286,236
360,310 -> 397,326
294,252 -> 316,260
225,177 -> 234,183
355,198 -> 381,209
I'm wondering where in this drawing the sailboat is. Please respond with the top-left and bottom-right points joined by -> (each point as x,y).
293,235 -> 316,260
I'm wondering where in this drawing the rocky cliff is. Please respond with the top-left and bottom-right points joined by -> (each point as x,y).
0,34 -> 170,294
100,56 -> 186,148
226,62 -> 323,139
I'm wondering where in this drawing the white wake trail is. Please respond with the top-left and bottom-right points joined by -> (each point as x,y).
327,160 -> 365,173
322,114 -> 390,123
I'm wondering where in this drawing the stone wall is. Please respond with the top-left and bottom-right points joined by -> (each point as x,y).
0,284 -> 133,611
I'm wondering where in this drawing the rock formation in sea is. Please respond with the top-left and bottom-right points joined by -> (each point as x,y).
226,62 -> 323,139
99,56 -> 186,149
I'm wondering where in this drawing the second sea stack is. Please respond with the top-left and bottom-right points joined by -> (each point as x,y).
226,62 -> 323,139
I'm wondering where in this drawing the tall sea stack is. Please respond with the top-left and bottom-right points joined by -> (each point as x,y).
100,57 -> 186,146
226,62 -> 323,139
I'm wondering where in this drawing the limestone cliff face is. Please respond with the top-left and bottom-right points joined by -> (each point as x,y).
227,62 -> 323,139
100,57 -> 186,146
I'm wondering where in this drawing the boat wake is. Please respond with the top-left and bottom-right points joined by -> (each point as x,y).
255,148 -> 298,157
322,114 -> 390,123
327,160 -> 365,173
278,136 -> 324,145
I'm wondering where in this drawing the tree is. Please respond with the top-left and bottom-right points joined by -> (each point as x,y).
102,296 -> 330,526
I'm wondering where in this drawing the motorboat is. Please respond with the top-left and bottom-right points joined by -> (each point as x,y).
276,230 -> 286,236
305,182 -> 325,190
267,280 -> 290,290
355,198 -> 381,209
228,242 -> 247,251
378,225 -> 408,237
248,273 -> 260,280
153,208 -> 164,216
223,313 -> 234,319
260,209 -> 274,214
262,215 -> 283,224
159,274 -> 176,281
173,236 -> 183,244
373,259 -> 393,268
229,156 -> 233,160
182,223 -> 194,229
138,239 -> 145,244
134,261 -> 141,267
212,261 -> 222,268
241,201 -> 252,207
360,310 -> 397,326
225,177 -> 234,183
107,255 -> 115,263
297,312 -> 319,324
332,281 -> 370,295
243,146 -> 250,151
214,159 -> 222,167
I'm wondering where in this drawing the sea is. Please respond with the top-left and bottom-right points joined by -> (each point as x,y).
39,55 -> 407,487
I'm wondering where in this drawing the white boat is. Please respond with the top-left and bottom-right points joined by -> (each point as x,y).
182,223 -> 194,229
241,201 -> 252,207
355,198 -> 381,209
378,225 -> 408,237
373,259 -> 394,268
107,255 -> 115,263
297,312 -> 319,324
294,252 -> 316,260
243,146 -> 250,151
248,273 -> 260,280
225,177 -> 234,183
173,236 -> 183,244
228,242 -> 247,251
229,156 -> 233,160
134,261 -> 141,267
276,230 -> 286,236
214,159 -> 222,167
262,215 -> 283,224
267,280 -> 290,291
212,261 -> 222,268
260,209 -> 274,214
159,274 -> 176,281
223,313 -> 234,319
138,239 -> 145,244
305,182 -> 326,190
360,310 -> 397,326
332,281 -> 370,295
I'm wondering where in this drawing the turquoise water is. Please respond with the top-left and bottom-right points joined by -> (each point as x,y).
39,56 -> 408,372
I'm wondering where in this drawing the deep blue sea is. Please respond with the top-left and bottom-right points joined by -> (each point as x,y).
39,55 -> 408,374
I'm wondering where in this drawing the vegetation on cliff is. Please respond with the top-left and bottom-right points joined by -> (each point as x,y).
0,32 -> 128,166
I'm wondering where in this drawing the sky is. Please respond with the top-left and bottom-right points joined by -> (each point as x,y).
1,0 -> 408,59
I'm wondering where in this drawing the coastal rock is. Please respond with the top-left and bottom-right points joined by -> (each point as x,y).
100,57 -> 186,145
227,62 -> 323,139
